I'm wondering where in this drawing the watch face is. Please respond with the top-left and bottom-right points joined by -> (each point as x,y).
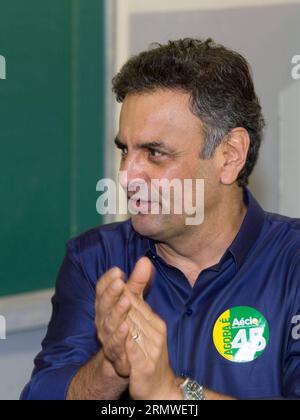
185,380 -> 204,400
188,382 -> 200,393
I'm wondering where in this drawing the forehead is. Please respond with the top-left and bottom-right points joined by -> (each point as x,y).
118,89 -> 202,143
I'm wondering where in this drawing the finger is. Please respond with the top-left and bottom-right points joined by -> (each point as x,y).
107,321 -> 129,356
105,322 -> 131,373
127,298 -> 167,341
97,277 -> 126,318
129,291 -> 156,323
114,354 -> 130,378
127,257 -> 154,297
127,307 -> 158,341
96,267 -> 125,299
103,294 -> 131,335
125,304 -> 162,359
127,306 -> 151,338
125,332 -> 151,364
126,317 -> 165,367
108,294 -> 131,326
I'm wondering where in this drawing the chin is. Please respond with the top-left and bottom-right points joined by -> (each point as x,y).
130,214 -> 164,239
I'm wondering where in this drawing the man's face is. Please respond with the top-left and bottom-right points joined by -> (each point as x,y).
116,89 -> 220,241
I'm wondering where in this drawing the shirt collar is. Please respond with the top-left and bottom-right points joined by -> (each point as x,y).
140,187 -> 266,271
227,188 -> 265,270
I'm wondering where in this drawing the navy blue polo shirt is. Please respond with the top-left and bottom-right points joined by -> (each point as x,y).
21,189 -> 300,400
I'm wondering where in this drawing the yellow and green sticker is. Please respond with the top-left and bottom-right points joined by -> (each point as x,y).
213,306 -> 270,363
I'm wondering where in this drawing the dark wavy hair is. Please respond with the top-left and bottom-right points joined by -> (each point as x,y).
112,38 -> 265,187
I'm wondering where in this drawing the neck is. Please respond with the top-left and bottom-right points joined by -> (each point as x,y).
155,187 -> 247,286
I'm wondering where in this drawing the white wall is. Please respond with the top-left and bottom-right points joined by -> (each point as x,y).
0,328 -> 46,400
0,291 -> 52,400
279,81 -> 300,217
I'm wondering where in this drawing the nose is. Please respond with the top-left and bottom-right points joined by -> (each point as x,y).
119,153 -> 148,190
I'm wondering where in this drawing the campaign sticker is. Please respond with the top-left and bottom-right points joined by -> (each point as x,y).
213,306 -> 270,363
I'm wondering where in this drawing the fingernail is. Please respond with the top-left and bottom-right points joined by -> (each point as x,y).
111,268 -> 122,278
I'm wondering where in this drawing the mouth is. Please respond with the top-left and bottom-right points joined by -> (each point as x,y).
130,199 -> 151,212
128,198 -> 161,214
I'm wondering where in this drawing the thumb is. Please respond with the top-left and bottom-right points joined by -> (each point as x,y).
127,257 -> 154,298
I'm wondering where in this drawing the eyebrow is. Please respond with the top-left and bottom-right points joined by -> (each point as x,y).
114,137 -> 175,153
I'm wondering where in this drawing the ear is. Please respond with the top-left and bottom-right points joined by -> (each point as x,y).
219,128 -> 250,185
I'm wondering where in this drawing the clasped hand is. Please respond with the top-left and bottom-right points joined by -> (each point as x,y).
95,257 -> 181,400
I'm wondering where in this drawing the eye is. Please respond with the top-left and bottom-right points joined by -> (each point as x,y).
119,147 -> 128,157
149,149 -> 164,158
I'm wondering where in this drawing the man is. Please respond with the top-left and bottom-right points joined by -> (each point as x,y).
22,38 -> 300,400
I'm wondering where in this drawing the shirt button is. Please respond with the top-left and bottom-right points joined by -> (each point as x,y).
180,372 -> 187,378
185,308 -> 193,317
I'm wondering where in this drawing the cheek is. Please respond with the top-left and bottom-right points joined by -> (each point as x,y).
196,159 -> 220,183
162,160 -> 199,181
147,159 -> 217,185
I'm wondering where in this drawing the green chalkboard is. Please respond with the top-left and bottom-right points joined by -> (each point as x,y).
0,0 -> 105,297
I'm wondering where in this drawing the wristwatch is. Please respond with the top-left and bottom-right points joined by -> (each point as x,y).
180,378 -> 206,400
